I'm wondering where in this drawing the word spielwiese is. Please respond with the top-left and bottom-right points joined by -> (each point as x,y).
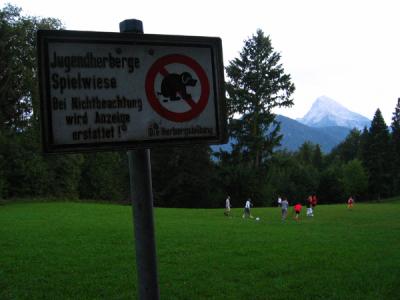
50,51 -> 140,94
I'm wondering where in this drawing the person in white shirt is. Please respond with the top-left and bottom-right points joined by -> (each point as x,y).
281,198 -> 289,221
224,196 -> 231,216
242,198 -> 253,218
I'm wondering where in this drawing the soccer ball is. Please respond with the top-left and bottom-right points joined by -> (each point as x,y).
256,217 -> 260,221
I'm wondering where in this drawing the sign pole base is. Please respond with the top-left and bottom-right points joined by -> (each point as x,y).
127,149 -> 160,300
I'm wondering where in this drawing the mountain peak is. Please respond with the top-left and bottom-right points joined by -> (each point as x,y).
313,95 -> 341,106
298,96 -> 370,129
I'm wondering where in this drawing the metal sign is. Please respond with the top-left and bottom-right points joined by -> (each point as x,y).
37,30 -> 227,153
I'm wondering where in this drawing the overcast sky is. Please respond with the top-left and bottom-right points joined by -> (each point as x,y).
3,0 -> 399,124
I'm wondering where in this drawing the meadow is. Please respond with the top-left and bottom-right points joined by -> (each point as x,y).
0,200 -> 399,299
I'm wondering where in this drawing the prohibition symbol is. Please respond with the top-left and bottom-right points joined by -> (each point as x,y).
145,54 -> 210,122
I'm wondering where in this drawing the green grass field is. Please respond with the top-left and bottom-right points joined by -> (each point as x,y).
1,200 -> 399,299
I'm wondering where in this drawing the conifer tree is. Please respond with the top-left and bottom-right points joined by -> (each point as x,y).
297,142 -> 314,165
391,98 -> 400,193
225,29 -> 295,168
363,109 -> 392,199
359,127 -> 370,163
330,129 -> 362,162
312,144 -> 324,170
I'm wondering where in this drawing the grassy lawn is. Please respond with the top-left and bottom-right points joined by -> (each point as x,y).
0,200 -> 399,299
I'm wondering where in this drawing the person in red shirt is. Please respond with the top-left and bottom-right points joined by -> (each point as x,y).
294,203 -> 302,220
312,194 -> 318,208
347,196 -> 354,209
309,193 -> 317,217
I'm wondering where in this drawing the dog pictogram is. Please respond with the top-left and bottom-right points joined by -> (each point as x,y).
158,72 -> 197,102
145,54 -> 210,122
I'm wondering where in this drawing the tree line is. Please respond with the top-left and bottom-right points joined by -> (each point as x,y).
1,5 -> 399,208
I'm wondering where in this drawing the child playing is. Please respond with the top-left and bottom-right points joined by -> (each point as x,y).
281,197 -> 289,221
347,196 -> 354,209
311,194 -> 318,215
224,196 -> 231,216
306,195 -> 313,217
242,198 -> 253,218
294,202 -> 302,221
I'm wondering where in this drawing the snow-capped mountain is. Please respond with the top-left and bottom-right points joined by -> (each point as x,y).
211,96 -> 372,155
297,96 -> 371,129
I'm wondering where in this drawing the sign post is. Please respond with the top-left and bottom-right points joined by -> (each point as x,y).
120,19 -> 160,300
37,21 -> 226,300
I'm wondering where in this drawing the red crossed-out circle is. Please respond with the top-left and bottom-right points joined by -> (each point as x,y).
145,54 -> 210,122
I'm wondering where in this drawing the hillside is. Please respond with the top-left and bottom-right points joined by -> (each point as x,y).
212,115 -> 351,153
276,115 -> 351,152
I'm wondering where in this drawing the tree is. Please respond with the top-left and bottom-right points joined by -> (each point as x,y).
297,142 -> 314,165
341,159 -> 368,200
363,109 -> 392,199
391,98 -> 400,194
151,145 -> 217,208
317,163 -> 345,204
264,151 -> 296,203
359,127 -> 370,163
312,144 -> 324,171
225,29 -> 295,169
265,150 -> 319,205
79,153 -> 128,202
0,4 -> 62,130
0,131 -> 7,198
330,129 -> 362,163
2,128 -> 50,198
0,5 -> 89,201
45,154 -> 84,198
